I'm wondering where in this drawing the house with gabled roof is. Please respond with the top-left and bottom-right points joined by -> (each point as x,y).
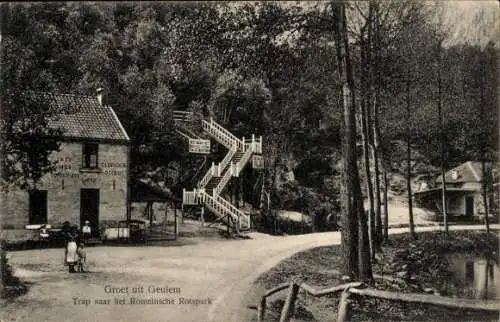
1,89 -> 131,242
414,161 -> 496,220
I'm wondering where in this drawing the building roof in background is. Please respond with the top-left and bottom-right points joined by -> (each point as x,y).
414,187 -> 477,196
30,92 -> 130,143
436,161 -> 482,183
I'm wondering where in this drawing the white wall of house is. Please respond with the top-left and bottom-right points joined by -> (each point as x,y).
1,141 -> 129,242
446,192 -> 485,217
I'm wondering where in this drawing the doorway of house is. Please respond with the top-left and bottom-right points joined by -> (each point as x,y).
465,196 -> 474,218
80,189 -> 99,237
29,190 -> 47,224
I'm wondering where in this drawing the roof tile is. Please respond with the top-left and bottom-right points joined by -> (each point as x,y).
29,92 -> 129,142
436,161 -> 483,183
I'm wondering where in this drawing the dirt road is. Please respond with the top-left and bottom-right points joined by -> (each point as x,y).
2,225 -> 497,322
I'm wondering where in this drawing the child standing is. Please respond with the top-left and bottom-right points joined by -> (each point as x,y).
82,221 -> 91,244
76,242 -> 87,272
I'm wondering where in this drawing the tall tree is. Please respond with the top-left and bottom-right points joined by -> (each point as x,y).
358,4 -> 376,258
334,2 -> 372,280
436,40 -> 449,233
405,70 -> 416,239
369,1 -> 383,245
478,54 -> 490,234
0,6 -> 64,191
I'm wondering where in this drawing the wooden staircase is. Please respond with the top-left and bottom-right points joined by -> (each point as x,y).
177,114 -> 262,232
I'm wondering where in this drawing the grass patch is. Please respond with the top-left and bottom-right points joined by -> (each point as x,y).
254,230 -> 499,322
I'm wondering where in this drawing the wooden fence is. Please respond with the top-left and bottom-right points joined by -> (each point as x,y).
257,280 -> 500,322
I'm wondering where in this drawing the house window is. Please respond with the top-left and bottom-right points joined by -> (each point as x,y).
82,143 -> 99,169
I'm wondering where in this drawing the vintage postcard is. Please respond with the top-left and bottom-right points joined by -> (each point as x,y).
1,1 -> 498,321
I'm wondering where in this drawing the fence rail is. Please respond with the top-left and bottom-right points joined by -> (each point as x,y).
257,280 -> 500,322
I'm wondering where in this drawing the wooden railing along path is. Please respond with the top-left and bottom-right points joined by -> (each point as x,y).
257,280 -> 500,322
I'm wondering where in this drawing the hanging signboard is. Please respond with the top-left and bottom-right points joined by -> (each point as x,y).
189,139 -> 210,154
252,155 -> 264,169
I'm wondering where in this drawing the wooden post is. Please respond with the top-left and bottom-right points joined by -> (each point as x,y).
200,206 -> 205,227
279,282 -> 299,322
337,287 -> 352,322
257,296 -> 266,322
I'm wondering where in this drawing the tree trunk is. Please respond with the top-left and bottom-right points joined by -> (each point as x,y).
482,162 -> 490,233
480,71 -> 490,233
270,149 -> 281,235
437,43 -> 449,233
335,3 -> 372,281
383,166 -> 389,239
336,3 -> 358,277
372,93 -> 383,247
356,173 -> 373,279
370,2 -> 383,245
361,84 -> 375,260
406,75 -> 416,239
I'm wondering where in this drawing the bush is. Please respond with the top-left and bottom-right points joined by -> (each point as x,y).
1,240 -> 28,298
253,213 -> 313,235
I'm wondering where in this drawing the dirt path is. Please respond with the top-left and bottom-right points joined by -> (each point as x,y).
2,225 -> 497,322
208,224 -> 500,322
1,233 -> 335,322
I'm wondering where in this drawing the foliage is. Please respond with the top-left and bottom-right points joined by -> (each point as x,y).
0,24 -> 63,190
1,242 -> 28,299
1,2 -> 497,208
255,230 -> 499,321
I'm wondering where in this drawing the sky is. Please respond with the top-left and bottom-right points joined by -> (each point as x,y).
435,0 -> 499,47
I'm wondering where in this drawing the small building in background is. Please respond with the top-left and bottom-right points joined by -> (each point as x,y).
1,90 -> 130,242
414,161 -> 497,221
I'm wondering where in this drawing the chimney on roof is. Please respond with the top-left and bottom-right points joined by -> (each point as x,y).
96,88 -> 104,105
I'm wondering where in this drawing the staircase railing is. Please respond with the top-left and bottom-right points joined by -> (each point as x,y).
186,117 -> 260,231
242,135 -> 263,154
198,190 -> 239,224
218,143 -> 237,175
183,188 -> 198,205
214,162 -> 234,195
173,110 -> 194,123
202,118 -> 244,150
214,194 -> 250,229
234,143 -> 253,177
198,163 -> 215,188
